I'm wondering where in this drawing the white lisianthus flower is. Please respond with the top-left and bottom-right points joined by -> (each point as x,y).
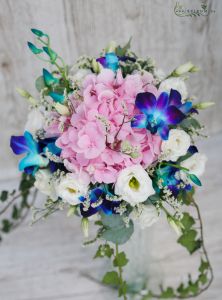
159,77 -> 188,99
137,204 -> 159,229
180,153 -> 207,182
56,173 -> 89,205
115,165 -> 155,206
34,169 -> 57,200
25,109 -> 44,135
161,129 -> 191,161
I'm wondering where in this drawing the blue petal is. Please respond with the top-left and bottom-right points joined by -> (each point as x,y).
105,53 -> 119,71
157,125 -> 169,140
24,131 -> 39,155
179,101 -> 192,114
156,92 -> 169,110
18,152 -> 48,172
44,142 -> 61,155
166,106 -> 185,125
49,92 -> 65,103
169,89 -> 182,106
188,145 -> 198,154
10,135 -> 28,155
131,114 -> 147,128
96,57 -> 106,67
135,92 -> 156,115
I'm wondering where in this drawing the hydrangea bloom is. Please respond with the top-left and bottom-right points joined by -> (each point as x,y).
56,69 -> 161,184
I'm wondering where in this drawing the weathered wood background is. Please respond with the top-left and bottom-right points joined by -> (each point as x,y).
0,0 -> 221,299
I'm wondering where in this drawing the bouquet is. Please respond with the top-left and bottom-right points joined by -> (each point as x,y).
3,28 -> 214,299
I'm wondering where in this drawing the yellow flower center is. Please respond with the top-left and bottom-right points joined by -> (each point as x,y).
129,176 -> 140,191
67,187 -> 77,194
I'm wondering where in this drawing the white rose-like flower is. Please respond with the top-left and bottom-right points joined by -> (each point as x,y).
25,109 -> 44,135
161,129 -> 191,161
180,153 -> 207,182
115,165 -> 155,206
56,173 -> 89,205
159,77 -> 188,100
138,204 -> 159,229
34,169 -> 57,200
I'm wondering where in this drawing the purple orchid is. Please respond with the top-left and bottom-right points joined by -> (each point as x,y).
131,89 -> 193,140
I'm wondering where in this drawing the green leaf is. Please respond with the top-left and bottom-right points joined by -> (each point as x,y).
177,283 -> 189,297
43,46 -> 57,62
177,230 -> 201,254
119,281 -> 128,297
102,271 -> 119,286
27,42 -> 43,54
199,259 -> 209,273
94,244 -> 114,259
148,194 -> 160,204
12,205 -> 20,220
2,219 -> 12,233
188,174 -> 202,186
199,273 -> 208,285
181,213 -> 195,231
0,190 -> 8,202
113,252 -> 129,267
180,118 -> 201,131
160,287 -> 174,298
35,76 -> 46,92
31,28 -> 47,37
101,214 -> 134,245
116,37 -> 132,56
188,281 -> 199,295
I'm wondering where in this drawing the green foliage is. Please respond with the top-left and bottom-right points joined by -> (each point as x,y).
0,174 -> 35,241
116,37 -> 132,57
101,213 -> 134,245
178,213 -> 201,255
35,76 -> 47,92
160,287 -> 174,298
180,117 -> 202,132
113,252 -> 129,267
102,271 -> 120,286
94,244 -> 114,259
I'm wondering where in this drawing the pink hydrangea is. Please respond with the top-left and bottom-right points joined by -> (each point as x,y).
56,69 -> 161,184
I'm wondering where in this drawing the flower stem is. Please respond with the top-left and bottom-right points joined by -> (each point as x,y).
115,244 -> 128,300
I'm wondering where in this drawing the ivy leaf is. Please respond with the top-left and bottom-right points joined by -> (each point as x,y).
94,244 -> 114,259
188,281 -> 199,295
31,28 -> 47,38
181,213 -> 195,231
102,271 -> 119,286
177,230 -> 201,254
119,281 -> 128,297
113,252 -> 129,267
177,283 -> 189,297
43,69 -> 59,86
101,214 -> 134,245
188,174 -> 202,186
160,287 -> 174,298
43,46 -> 57,62
0,190 -> 8,202
12,205 -> 20,220
199,259 -> 209,273
2,219 -> 13,233
27,42 -> 43,54
199,273 -> 208,285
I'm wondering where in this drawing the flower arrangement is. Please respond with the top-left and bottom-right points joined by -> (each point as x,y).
1,28 -> 215,299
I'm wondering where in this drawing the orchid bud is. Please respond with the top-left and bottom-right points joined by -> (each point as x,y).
92,58 -> 102,73
173,62 -> 196,76
54,103 -> 70,116
193,102 -> 215,110
81,217 -> 89,238
16,88 -> 38,106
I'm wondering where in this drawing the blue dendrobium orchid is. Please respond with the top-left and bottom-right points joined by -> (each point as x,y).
10,131 -> 49,174
131,89 -> 194,140
80,187 -> 120,217
96,53 -> 136,72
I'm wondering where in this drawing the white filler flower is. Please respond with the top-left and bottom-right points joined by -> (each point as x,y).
161,129 -> 191,161
25,108 -> 44,135
159,77 -> 188,100
115,165 -> 155,206
180,153 -> 207,181
138,204 -> 159,229
56,173 -> 89,205
34,169 -> 57,200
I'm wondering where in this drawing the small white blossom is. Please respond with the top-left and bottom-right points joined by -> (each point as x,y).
133,204 -> 159,229
25,108 -> 45,135
159,77 -> 188,100
34,169 -> 57,200
115,165 -> 155,206
55,173 -> 89,205
180,153 -> 207,182
161,129 -> 191,161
